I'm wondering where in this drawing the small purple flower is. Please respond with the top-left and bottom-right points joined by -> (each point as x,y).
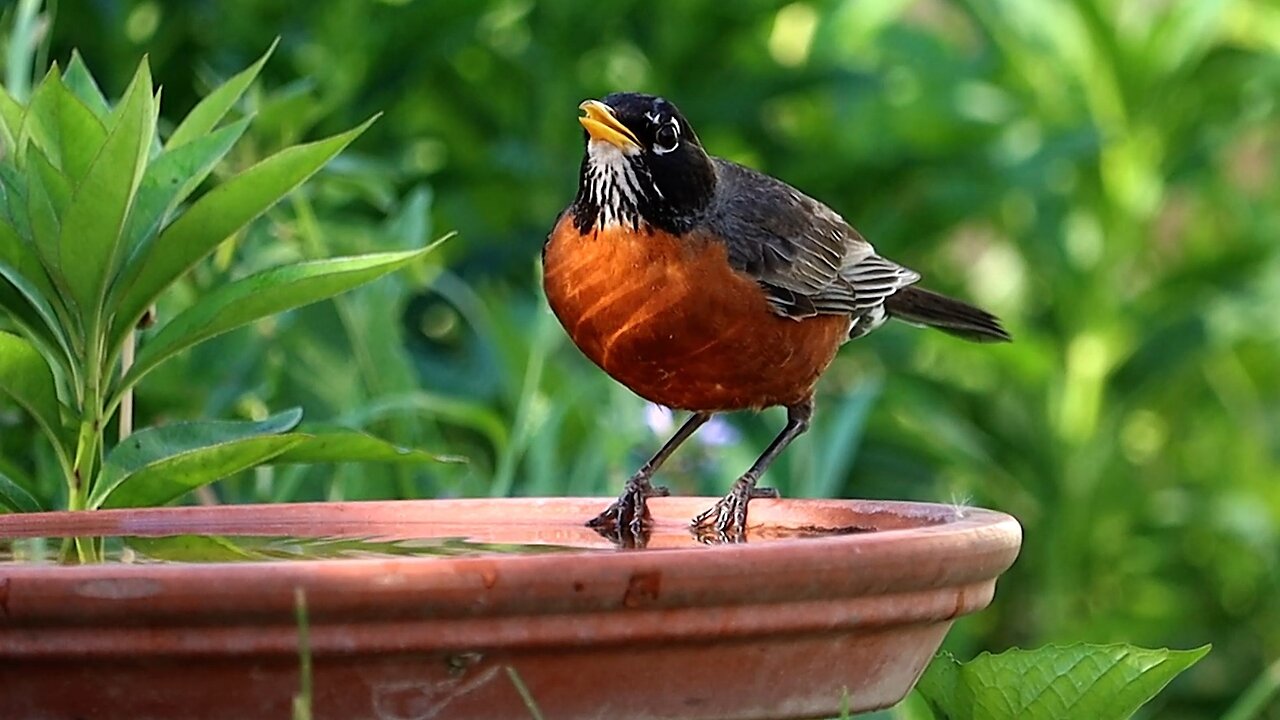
643,403 -> 740,447
698,416 -> 740,446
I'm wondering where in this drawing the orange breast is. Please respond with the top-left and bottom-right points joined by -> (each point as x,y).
542,216 -> 848,411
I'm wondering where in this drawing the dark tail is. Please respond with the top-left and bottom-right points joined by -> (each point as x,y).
885,286 -> 1011,343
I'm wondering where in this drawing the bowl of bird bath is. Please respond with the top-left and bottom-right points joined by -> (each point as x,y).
0,497 -> 1020,720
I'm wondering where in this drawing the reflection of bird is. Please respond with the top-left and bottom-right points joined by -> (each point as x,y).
543,92 -> 1010,542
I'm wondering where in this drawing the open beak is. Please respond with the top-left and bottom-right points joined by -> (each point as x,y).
578,100 -> 641,151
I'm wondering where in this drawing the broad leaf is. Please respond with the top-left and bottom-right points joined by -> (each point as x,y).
62,50 -> 111,119
28,142 -> 72,213
0,304 -> 65,380
118,117 -> 250,266
270,428 -> 462,465
0,274 -> 36,338
166,39 -> 277,150
0,86 -> 22,154
0,219 -> 76,372
0,215 -> 63,323
110,117 -> 378,346
122,247 -> 431,392
58,59 -> 153,316
0,468 -> 42,513
917,644 -> 1211,720
0,331 -> 64,451
47,72 -> 109,183
26,144 -> 70,282
0,162 -> 32,240
18,68 -> 62,170
92,408 -> 304,509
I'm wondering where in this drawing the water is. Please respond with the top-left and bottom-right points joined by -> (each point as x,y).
0,534 -> 585,564
0,523 -> 876,564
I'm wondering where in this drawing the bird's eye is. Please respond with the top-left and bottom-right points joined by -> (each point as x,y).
652,121 -> 680,155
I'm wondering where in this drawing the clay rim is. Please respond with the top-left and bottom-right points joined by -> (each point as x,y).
0,498 -> 1022,628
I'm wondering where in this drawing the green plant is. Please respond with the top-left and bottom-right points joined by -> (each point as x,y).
915,644 -> 1210,720
293,587 -> 313,720
506,666 -> 547,720
0,46 -> 448,524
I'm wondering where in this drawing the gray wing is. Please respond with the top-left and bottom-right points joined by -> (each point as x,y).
705,159 -> 920,328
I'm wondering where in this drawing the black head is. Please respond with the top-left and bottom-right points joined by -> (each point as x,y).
571,92 -> 716,234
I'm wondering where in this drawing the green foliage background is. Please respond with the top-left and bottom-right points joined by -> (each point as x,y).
0,0 -> 1276,717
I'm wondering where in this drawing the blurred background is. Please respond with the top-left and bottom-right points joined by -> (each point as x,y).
1,0 -> 1277,716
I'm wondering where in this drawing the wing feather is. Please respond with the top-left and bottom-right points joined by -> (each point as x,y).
707,159 -> 919,325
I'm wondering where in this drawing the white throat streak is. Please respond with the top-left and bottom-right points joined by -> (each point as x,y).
585,140 -> 645,229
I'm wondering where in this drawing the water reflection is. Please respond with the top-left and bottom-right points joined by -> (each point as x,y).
0,534 -> 584,564
0,523 -> 880,563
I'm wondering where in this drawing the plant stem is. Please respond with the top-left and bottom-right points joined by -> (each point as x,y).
70,327 -> 107,512
504,667 -> 545,720
69,396 -> 99,512
292,588 -> 313,720
102,312 -> 149,426
119,328 -> 135,440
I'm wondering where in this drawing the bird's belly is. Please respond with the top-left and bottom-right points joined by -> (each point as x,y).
542,219 -> 849,411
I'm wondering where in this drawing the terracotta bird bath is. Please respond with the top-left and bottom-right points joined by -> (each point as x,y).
0,497 -> 1020,719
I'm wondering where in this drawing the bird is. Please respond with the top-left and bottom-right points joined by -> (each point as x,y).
543,92 -> 1009,543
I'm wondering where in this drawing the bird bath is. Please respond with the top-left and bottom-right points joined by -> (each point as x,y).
0,497 -> 1020,719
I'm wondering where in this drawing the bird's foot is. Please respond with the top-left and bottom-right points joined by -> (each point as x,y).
689,477 -> 779,543
586,475 -> 670,548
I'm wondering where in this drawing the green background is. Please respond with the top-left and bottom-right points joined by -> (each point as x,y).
2,0 -> 1277,717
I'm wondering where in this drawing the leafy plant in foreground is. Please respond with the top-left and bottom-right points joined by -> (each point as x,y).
914,643 -> 1210,720
0,46 -> 448,520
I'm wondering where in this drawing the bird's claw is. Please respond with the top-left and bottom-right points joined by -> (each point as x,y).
586,476 -> 669,548
689,478 -> 778,543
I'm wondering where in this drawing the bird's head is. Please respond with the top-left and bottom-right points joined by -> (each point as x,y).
571,92 -> 716,234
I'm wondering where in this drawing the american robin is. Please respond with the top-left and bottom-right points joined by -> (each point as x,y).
543,92 -> 1009,542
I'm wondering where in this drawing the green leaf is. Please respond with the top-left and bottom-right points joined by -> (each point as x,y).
0,301 -> 66,382
126,535 -> 263,562
917,644 -> 1211,720
0,86 -> 24,156
26,144 -> 71,282
372,184 -> 433,253
0,331 -> 64,452
337,391 -> 510,459
0,272 -> 37,339
110,117 -> 378,345
0,218 -> 76,371
58,59 -> 153,316
63,50 -> 112,119
92,408 -> 304,509
19,67 -> 63,170
0,468 -> 43,513
122,246 -> 431,392
167,39 -> 277,150
270,428 -> 463,465
27,142 -> 72,212
0,162 -> 32,240
47,72 -> 109,183
118,117 -> 250,267
252,77 -> 323,144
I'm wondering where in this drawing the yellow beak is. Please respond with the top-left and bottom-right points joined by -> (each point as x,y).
578,100 -> 641,151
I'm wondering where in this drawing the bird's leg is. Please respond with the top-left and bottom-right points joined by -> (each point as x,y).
691,400 -> 813,542
587,411 -> 713,545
